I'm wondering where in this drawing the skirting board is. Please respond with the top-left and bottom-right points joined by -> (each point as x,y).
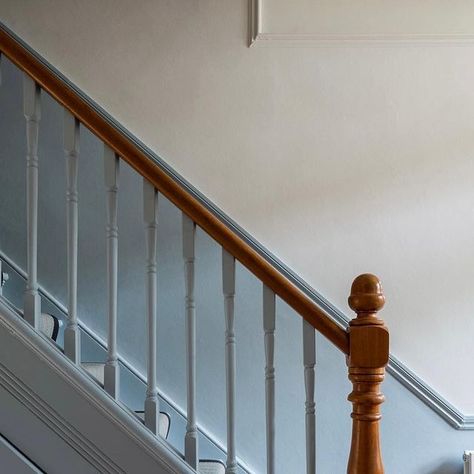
248,0 -> 474,47
0,21 -> 472,431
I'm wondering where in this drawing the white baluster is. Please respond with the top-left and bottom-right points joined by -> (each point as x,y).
23,74 -> 41,329
104,145 -> 120,399
183,214 -> 198,468
263,285 -> 276,474
222,249 -> 237,474
64,110 -> 81,363
143,179 -> 159,434
303,319 -> 316,474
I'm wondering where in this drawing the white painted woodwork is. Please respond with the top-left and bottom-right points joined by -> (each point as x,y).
254,0 -> 474,44
263,285 -> 275,474
182,213 -> 198,468
81,362 -> 105,385
104,145 -> 120,399
222,249 -> 237,474
0,52 -> 2,86
23,74 -> 41,329
198,461 -> 226,474
64,110 -> 81,363
303,319 -> 316,474
143,179 -> 159,434
135,412 -> 171,440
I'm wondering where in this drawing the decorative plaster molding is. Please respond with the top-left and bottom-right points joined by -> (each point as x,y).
249,0 -> 474,47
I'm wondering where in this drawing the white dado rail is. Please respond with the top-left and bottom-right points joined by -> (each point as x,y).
0,24 -> 390,474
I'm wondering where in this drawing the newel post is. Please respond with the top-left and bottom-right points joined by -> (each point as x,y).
347,274 -> 389,474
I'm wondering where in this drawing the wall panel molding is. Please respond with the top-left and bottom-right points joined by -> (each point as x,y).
249,0 -> 474,47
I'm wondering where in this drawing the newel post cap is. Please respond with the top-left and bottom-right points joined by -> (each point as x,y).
348,273 -> 385,316
347,273 -> 389,367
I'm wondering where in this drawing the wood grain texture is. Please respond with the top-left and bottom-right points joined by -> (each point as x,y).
0,27 -> 348,354
347,274 -> 389,474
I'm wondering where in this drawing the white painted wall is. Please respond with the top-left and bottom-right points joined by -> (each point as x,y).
2,0 -> 474,420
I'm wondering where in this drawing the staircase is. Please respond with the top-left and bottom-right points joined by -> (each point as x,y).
0,22 -> 389,474
0,258 -> 226,474
27,316 -> 172,441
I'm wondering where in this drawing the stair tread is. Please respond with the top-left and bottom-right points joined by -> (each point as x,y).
198,460 -> 225,474
133,410 -> 171,439
15,308 -> 61,342
81,362 -> 171,439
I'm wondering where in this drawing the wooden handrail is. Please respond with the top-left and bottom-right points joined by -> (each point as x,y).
0,26 -> 349,354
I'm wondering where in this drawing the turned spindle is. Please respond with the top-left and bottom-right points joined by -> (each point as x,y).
347,274 -> 389,474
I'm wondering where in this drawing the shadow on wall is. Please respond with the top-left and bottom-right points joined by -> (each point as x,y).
427,461 -> 463,474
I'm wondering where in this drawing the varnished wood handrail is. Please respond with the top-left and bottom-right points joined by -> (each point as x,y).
0,26 -> 349,354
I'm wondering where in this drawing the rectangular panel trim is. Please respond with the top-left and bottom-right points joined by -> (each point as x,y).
249,0 -> 474,46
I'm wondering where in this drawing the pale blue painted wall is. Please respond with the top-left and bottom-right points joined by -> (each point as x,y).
0,55 -> 473,473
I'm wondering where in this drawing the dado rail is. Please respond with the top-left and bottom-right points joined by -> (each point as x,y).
0,23 -> 389,474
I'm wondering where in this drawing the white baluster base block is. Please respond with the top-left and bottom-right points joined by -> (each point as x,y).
24,292 -> 40,328
145,396 -> 159,435
104,362 -> 120,400
185,432 -> 198,469
64,324 -> 81,363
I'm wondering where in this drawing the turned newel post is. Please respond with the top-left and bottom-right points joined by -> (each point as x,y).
347,274 -> 389,474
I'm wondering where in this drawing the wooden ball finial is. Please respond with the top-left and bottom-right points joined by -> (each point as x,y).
348,273 -> 384,315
